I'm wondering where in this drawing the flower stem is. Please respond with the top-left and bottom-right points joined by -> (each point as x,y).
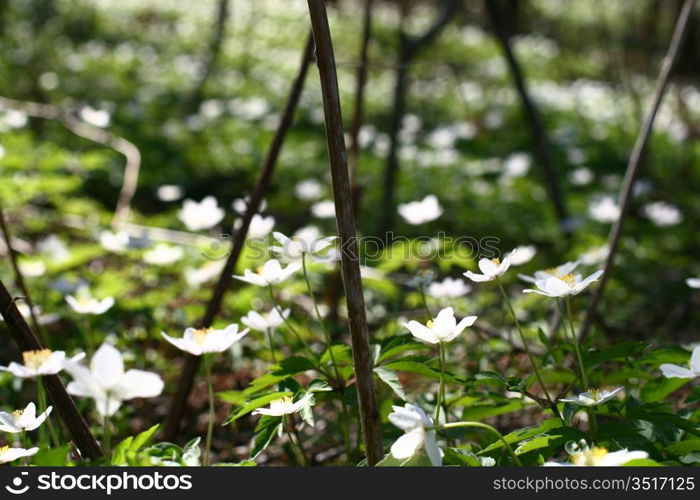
285,414 -> 308,466
419,283 -> 432,317
203,355 -> 215,466
434,341 -> 446,424
265,327 -> 277,363
37,378 -> 59,448
564,297 -> 588,390
103,397 -> 111,458
267,284 -> 313,355
301,254 -> 351,463
495,278 -> 560,418
443,421 -> 522,466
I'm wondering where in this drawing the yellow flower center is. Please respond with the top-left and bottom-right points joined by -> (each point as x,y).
192,328 -> 214,345
11,409 -> 24,419
589,389 -> 602,401
22,349 -> 52,369
491,258 -> 501,266
544,267 -> 558,275
426,319 -> 435,329
0,445 -> 9,453
571,447 -> 608,466
560,273 -> 576,285
256,265 -> 266,274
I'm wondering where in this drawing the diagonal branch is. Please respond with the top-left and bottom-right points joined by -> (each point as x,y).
0,95 -> 141,228
578,0 -> 695,343
0,278 -> 104,460
0,201 -> 45,345
162,33 -> 315,441
307,0 -> 383,465
483,0 -> 570,235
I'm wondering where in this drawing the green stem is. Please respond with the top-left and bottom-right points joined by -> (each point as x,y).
301,254 -> 351,464
267,284 -> 313,355
21,430 -> 30,465
434,341 -> 446,424
302,255 -> 341,383
285,414 -> 308,466
265,327 -> 277,363
37,378 -> 59,448
564,297 -> 588,390
204,355 -> 215,466
496,278 -> 560,418
103,396 -> 111,458
443,421 -> 522,466
419,284 -> 432,317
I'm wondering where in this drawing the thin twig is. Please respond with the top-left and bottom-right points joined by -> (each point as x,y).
578,0 -> 695,344
307,0 -> 383,465
483,0 -> 570,235
0,279 -> 104,460
0,96 -> 141,228
162,33 -> 315,441
0,201 -> 45,345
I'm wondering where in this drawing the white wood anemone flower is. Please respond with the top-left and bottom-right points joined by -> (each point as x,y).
143,243 -> 184,265
397,195 -> 443,225
388,404 -> 442,466
0,445 -> 39,464
427,277 -> 471,298
0,402 -> 53,433
241,308 -> 290,332
66,287 -> 114,315
518,260 -> 580,284
0,349 -> 85,378
64,343 -> 164,417
687,277 -> 700,289
545,447 -> 648,466
252,393 -> 314,418
233,259 -> 301,287
177,196 -> 225,231
660,346 -> 700,379
268,231 -> 337,262
559,387 -> 623,406
161,324 -> 248,356
405,307 -> 477,345
464,249 -> 517,282
523,270 -> 604,298
510,245 -> 537,266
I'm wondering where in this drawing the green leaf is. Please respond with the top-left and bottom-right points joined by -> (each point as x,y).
640,377 -> 689,402
525,366 -> 576,389
182,438 -> 202,466
321,344 -> 352,366
32,445 -> 71,466
111,424 -> 159,465
515,426 -> 588,455
443,447 -> 481,467
382,359 -> 463,383
481,419 -> 563,453
245,357 -> 317,395
622,458 -> 663,466
250,415 -> 283,459
374,366 -> 406,400
460,400 -> 525,420
583,341 -> 647,368
376,336 -> 428,364
474,371 -> 507,387
664,439 -> 700,456
224,391 -> 294,424
376,452 -> 434,466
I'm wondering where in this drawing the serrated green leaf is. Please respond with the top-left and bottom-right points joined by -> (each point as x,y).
374,366 -> 406,400
250,415 -> 283,459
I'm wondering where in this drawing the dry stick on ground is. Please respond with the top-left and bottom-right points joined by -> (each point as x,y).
184,0 -> 231,115
0,96 -> 141,228
162,34 -> 315,441
0,202 -> 45,345
0,279 -> 104,460
307,0 -> 383,466
380,0 -> 459,235
483,0 -> 570,235
578,0 -> 695,344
